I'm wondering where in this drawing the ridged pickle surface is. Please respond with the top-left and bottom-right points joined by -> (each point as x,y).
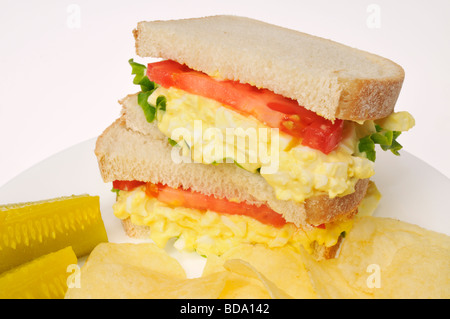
0,246 -> 77,298
0,195 -> 108,273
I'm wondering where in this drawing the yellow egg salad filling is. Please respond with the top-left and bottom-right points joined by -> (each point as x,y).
113,182 -> 381,257
149,87 -> 414,203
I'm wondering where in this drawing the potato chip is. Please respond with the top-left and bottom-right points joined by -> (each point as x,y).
299,249 -> 370,299
82,242 -> 186,279
166,271 -> 229,299
203,243 -> 316,298
303,216 -> 450,299
218,272 -> 270,299
203,254 -> 270,298
224,259 -> 292,299
66,262 -> 169,298
375,244 -> 450,298
65,242 -> 228,299
65,261 -> 228,298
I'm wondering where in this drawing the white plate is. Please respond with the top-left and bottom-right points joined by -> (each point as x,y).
1,138 -> 449,276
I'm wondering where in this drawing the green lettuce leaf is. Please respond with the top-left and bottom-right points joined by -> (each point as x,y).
137,91 -> 156,122
358,125 -> 403,162
129,59 -> 157,92
129,59 -> 165,123
167,138 -> 178,147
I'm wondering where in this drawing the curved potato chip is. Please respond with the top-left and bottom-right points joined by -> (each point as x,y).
65,243 -> 228,299
168,271 -> 229,299
83,242 -> 186,279
373,244 -> 450,298
299,247 -> 370,299
219,273 -> 270,299
203,243 -> 316,298
303,216 -> 450,299
203,254 -> 269,298
66,262 -> 228,298
223,259 -> 292,299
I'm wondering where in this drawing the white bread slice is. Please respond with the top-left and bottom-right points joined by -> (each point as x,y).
133,15 -> 404,121
95,93 -> 369,228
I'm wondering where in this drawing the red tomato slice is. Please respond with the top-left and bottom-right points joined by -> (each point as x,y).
302,120 -> 344,154
145,182 -> 287,228
113,180 -> 327,229
112,180 -> 145,191
146,60 -> 343,154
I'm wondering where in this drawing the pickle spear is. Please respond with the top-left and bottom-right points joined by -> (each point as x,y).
0,246 -> 77,299
0,195 -> 108,273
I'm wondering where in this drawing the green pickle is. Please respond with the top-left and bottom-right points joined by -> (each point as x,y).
0,195 -> 108,273
0,246 -> 77,299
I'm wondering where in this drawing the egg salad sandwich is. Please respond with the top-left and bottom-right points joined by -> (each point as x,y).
95,15 -> 415,260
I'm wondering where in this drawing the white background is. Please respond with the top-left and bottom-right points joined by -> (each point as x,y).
1,0 -> 450,188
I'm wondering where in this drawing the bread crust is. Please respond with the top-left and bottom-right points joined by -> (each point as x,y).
336,76 -> 404,121
310,236 -> 344,261
305,179 -> 369,225
133,15 -> 404,121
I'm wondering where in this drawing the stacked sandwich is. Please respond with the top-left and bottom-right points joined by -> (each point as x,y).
95,16 -> 414,260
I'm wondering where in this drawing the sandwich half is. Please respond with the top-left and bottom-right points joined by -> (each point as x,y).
95,15 -> 415,260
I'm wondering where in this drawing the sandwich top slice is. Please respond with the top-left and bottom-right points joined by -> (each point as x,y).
95,15 -> 414,260
133,15 -> 405,122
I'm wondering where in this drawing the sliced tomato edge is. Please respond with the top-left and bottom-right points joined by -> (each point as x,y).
146,60 -> 344,154
113,180 -> 327,230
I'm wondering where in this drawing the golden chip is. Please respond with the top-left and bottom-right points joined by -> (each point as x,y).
203,243 -> 316,298
66,242 -> 229,298
203,254 -> 270,298
81,242 -> 186,279
66,261 -> 228,298
224,259 -> 292,299
300,249 -> 369,298
303,216 -> 450,299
